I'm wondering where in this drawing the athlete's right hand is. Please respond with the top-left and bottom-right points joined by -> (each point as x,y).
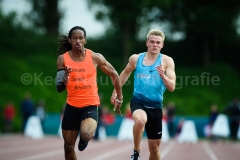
110,91 -> 117,105
63,66 -> 71,84
110,91 -> 122,116
114,100 -> 122,116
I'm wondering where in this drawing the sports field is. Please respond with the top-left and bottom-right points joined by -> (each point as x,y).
0,134 -> 239,160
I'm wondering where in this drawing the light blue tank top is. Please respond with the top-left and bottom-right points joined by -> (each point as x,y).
131,52 -> 166,108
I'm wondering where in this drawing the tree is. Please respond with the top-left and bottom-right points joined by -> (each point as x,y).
148,0 -> 240,68
26,0 -> 62,36
88,0 -> 240,70
88,0 -> 152,65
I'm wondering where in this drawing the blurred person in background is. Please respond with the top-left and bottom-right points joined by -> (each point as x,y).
3,101 -> 15,133
101,105 -> 116,126
36,98 -> 46,132
162,106 -> 168,122
166,101 -> 176,137
55,26 -> 123,159
124,102 -> 132,119
175,118 -> 184,140
223,97 -> 240,141
112,29 -> 176,160
208,104 -> 219,141
21,92 -> 34,133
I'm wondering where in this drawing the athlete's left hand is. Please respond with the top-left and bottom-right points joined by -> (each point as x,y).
110,93 -> 122,116
110,92 -> 117,105
114,100 -> 122,116
156,65 -> 165,78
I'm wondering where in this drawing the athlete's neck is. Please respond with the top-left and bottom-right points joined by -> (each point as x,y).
71,49 -> 86,58
146,52 -> 159,60
69,50 -> 86,62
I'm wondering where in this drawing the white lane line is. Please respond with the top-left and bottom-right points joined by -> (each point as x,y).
89,143 -> 133,160
0,142 -> 61,154
202,142 -> 219,160
14,140 -> 114,160
15,149 -> 63,160
161,141 -> 175,159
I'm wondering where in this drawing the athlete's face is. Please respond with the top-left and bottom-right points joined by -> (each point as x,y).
146,35 -> 164,54
68,29 -> 86,51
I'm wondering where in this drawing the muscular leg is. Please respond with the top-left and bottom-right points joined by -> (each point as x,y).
80,118 -> 97,142
62,130 -> 79,160
148,139 -> 161,160
132,109 -> 147,152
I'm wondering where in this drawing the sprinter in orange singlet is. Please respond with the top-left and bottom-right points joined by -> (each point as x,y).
56,26 -> 123,160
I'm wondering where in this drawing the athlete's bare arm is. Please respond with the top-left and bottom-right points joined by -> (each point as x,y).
119,54 -> 139,86
56,55 -> 71,92
111,54 -> 139,102
156,55 -> 176,92
92,52 -> 123,115
57,55 -> 65,69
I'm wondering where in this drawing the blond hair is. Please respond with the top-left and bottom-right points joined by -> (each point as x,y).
147,29 -> 165,41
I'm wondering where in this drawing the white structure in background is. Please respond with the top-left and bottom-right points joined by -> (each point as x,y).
117,118 -> 134,142
58,121 -> 62,138
24,116 -> 44,139
162,120 -> 170,143
98,126 -> 107,141
178,120 -> 198,143
211,114 -> 230,138
237,125 -> 240,140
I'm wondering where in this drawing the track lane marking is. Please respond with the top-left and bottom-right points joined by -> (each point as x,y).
202,142 -> 219,160
15,149 -> 63,160
161,141 -> 175,159
89,143 -> 133,160
0,142 -> 61,154
13,140 -> 113,160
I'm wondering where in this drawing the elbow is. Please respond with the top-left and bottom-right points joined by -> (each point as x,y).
56,85 -> 64,93
57,89 -> 62,93
111,70 -> 119,78
56,88 -> 62,93
168,86 -> 175,92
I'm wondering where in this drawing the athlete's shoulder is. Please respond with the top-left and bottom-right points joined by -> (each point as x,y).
91,51 -> 106,65
129,53 -> 141,62
128,53 -> 142,68
57,54 -> 65,69
91,51 -> 104,59
161,54 -> 175,67
85,48 -> 93,53
162,54 -> 174,61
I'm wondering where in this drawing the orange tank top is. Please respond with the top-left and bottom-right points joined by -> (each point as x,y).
63,49 -> 100,108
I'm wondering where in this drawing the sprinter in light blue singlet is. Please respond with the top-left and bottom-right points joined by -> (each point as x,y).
111,29 -> 176,160
132,52 -> 166,108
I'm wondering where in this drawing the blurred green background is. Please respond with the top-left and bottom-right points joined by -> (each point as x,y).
0,0 -> 240,132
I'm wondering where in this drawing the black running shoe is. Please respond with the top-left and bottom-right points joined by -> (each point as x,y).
78,136 -> 88,151
130,150 -> 140,160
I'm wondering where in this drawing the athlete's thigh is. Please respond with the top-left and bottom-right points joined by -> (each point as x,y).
148,139 -> 161,150
131,102 -> 147,122
62,129 -> 79,145
80,106 -> 98,133
81,118 -> 97,133
145,108 -> 162,139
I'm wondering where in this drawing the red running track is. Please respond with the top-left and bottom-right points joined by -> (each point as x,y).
0,134 -> 239,160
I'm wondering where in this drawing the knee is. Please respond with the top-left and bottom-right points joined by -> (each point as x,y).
135,119 -> 146,130
81,131 -> 93,142
64,142 -> 74,153
149,147 -> 160,155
